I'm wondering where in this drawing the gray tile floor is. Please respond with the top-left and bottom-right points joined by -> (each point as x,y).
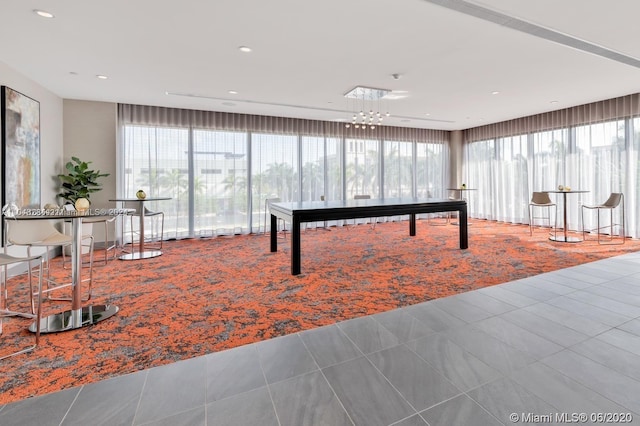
2,252 -> 640,425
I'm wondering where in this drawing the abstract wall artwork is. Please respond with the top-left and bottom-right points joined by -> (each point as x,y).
1,86 -> 41,211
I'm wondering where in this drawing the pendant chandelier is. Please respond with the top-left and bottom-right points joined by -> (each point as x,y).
344,86 -> 390,130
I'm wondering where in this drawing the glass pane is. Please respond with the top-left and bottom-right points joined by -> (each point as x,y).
416,142 -> 448,199
495,135 -> 529,223
251,133 -> 298,233
464,139 -> 494,219
631,118 -> 640,237
300,136 -> 324,201
193,129 -> 248,236
345,138 -> 379,199
122,125 -> 189,239
531,128 -> 568,191
383,140 -> 413,198
575,120 -> 626,232
325,138 -> 342,201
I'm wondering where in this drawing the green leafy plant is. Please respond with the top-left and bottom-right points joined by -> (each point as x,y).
57,156 -> 110,204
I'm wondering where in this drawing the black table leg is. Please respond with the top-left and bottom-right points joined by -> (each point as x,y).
270,214 -> 277,252
292,218 -> 301,275
459,206 -> 469,249
410,213 -> 416,236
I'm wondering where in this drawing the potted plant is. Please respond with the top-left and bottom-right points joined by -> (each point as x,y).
57,156 -> 110,205
57,157 -> 110,254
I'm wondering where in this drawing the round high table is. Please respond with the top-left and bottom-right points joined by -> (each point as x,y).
109,197 -> 170,260
8,210 -> 120,333
545,189 -> 589,243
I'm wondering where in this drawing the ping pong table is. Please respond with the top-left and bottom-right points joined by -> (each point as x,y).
269,197 -> 468,275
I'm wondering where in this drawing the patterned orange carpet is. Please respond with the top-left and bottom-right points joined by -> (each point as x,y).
1,220 -> 638,404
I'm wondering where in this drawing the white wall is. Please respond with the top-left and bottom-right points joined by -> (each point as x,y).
449,130 -> 463,187
63,99 -> 117,243
1,61 -> 64,256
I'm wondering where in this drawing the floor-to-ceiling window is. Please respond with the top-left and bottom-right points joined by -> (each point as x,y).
345,138 -> 380,199
301,136 -> 342,227
464,138 -> 494,220
383,140 -> 413,198
531,128 -> 569,193
463,93 -> 640,237
192,130 -> 248,236
495,135 -> 528,223
574,119 -> 626,235
631,117 -> 640,237
251,133 -> 298,233
300,136 -> 342,201
574,120 -> 626,203
416,142 -> 448,199
118,105 -> 450,238
121,125 -> 189,240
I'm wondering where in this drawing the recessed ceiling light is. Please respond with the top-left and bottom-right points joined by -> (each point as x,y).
69,71 -> 78,76
425,113 -> 431,116
238,46 -> 252,53
550,100 -> 559,104
34,9 -> 54,18
401,119 -> 411,123
96,75 -> 108,80
491,91 -> 500,95
228,90 -> 238,95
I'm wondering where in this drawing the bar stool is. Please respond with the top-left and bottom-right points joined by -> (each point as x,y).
0,253 -> 44,360
5,219 -> 94,305
581,192 -> 625,244
83,216 -> 117,264
128,207 -> 165,251
528,192 -> 557,237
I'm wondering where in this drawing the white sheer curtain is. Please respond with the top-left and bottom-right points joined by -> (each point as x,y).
251,133 -> 298,233
463,138 -> 494,220
493,135 -> 529,223
300,136 -> 342,202
463,93 -> 640,237
630,118 -> 640,238
345,139 -> 379,199
383,140 -> 413,198
192,130 -> 248,236
118,104 -> 450,238
119,125 -> 189,240
416,141 -> 449,199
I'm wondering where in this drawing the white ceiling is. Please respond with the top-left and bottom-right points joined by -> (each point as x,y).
1,0 -> 639,131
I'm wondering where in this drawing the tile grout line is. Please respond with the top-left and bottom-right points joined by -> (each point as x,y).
58,386 -> 82,426
334,319 -> 423,423
534,351 -> 640,417
562,291 -> 640,318
404,335 -> 501,395
129,370 -> 149,426
256,342 -> 283,426
297,331 -> 356,426
203,352 -> 209,426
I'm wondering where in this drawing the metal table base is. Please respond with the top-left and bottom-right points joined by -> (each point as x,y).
549,235 -> 582,243
119,250 -> 162,260
29,304 -> 119,333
